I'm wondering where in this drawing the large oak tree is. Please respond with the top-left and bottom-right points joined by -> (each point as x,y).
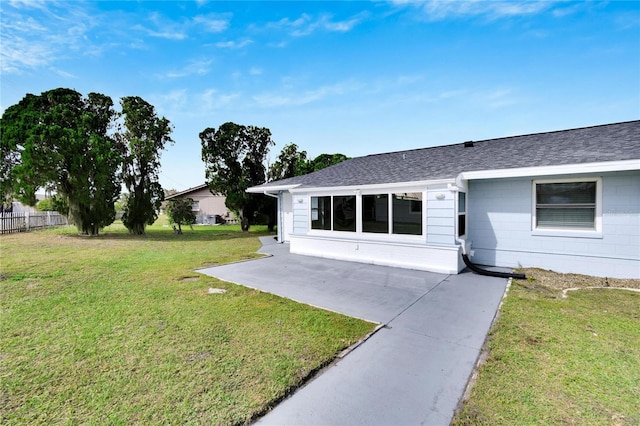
200,122 -> 273,231
0,88 -> 122,235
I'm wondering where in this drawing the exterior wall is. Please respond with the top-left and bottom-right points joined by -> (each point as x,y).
426,185 -> 456,245
290,234 -> 461,274
292,194 -> 309,235
467,171 -> 640,278
286,184 -> 463,274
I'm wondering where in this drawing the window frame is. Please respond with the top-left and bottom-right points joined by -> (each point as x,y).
457,191 -> 466,238
391,192 -> 424,235
309,190 -> 425,239
310,195 -> 332,230
362,193 -> 389,234
531,177 -> 602,238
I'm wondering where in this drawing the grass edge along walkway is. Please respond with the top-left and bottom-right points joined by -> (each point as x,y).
453,269 -> 640,426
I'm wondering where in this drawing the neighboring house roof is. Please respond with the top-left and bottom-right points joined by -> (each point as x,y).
250,120 -> 640,191
165,184 -> 220,199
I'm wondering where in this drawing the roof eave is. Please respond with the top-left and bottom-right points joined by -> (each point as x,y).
458,159 -> 640,183
287,178 -> 456,193
165,183 -> 210,199
246,184 -> 301,194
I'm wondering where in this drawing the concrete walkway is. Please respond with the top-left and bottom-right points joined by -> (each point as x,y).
198,237 -> 508,425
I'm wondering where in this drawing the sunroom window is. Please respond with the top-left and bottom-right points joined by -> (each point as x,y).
311,196 -> 331,230
392,192 -> 422,235
333,196 -> 356,232
535,181 -> 597,229
362,194 -> 389,233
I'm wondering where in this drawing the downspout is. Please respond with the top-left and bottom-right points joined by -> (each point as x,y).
450,180 -> 526,280
461,254 -> 526,280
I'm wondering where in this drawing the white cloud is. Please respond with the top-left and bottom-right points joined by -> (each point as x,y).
1,1 -> 107,73
252,80 -> 364,108
7,0 -> 49,10
474,88 -> 520,109
267,12 -> 367,37
393,0 -> 558,21
51,67 -> 77,79
200,89 -> 241,111
149,89 -> 189,116
1,34 -> 52,72
215,39 -> 253,49
157,59 -> 213,79
193,13 -> 232,33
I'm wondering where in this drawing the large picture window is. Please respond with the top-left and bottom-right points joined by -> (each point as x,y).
534,180 -> 597,230
311,196 -> 331,230
392,192 -> 422,235
362,194 -> 389,233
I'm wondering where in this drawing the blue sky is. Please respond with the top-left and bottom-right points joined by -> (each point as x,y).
1,0 -> 639,191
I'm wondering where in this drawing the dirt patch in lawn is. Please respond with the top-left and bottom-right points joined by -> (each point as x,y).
517,268 -> 640,292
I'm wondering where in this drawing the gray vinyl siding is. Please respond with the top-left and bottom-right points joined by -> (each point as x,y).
468,171 -> 640,278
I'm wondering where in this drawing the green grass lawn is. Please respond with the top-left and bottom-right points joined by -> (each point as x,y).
454,270 -> 640,426
0,220 -> 375,425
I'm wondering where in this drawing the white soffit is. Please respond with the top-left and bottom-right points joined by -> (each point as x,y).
287,178 -> 455,194
246,184 -> 300,194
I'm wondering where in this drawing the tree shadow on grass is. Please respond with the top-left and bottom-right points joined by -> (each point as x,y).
61,226 -> 274,243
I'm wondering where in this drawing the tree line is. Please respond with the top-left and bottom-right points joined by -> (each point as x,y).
1,88 -> 172,236
2,88 -> 349,235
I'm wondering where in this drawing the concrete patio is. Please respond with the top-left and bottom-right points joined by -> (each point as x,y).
198,236 -> 509,425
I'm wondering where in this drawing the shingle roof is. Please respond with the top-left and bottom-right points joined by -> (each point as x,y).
253,120 -> 640,190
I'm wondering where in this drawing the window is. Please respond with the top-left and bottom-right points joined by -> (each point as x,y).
362,194 -> 389,233
458,192 -> 466,237
392,192 -> 422,235
534,180 -> 598,230
311,196 -> 331,230
333,196 -> 356,232
191,200 -> 200,211
311,192 -> 424,236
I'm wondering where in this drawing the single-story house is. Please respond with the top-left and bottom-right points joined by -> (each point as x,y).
248,121 -> 640,279
165,184 -> 236,224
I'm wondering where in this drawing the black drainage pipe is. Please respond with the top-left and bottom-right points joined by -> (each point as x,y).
462,254 -> 526,280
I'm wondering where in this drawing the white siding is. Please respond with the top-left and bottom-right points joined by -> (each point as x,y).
292,194 -> 309,235
426,186 -> 456,245
468,171 -> 640,278
290,235 -> 461,274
